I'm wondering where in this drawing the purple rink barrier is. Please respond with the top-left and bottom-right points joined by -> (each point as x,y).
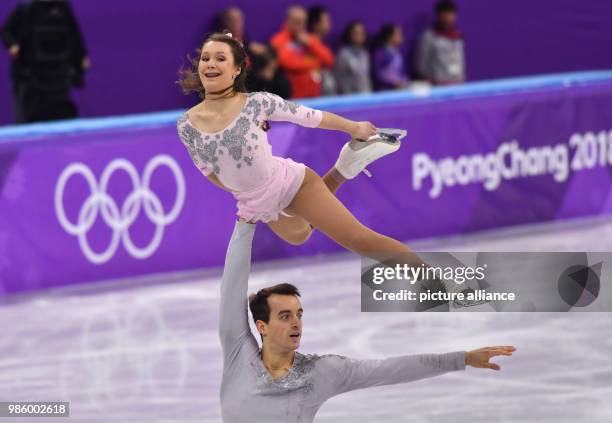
1,72 -> 612,295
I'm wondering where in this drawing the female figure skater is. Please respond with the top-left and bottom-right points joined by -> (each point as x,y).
177,32 -> 409,254
177,33 -> 474,305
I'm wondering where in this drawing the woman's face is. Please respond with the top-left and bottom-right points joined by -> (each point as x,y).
199,41 -> 240,93
350,23 -> 366,46
390,26 -> 404,46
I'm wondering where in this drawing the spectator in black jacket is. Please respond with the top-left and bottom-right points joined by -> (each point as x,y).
1,0 -> 90,123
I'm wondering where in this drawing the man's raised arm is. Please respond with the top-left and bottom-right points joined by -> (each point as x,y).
219,221 -> 256,356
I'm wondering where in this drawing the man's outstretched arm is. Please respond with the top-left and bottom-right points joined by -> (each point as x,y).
318,346 -> 515,398
219,221 -> 257,358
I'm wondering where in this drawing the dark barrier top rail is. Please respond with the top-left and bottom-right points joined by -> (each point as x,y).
1,70 -> 611,143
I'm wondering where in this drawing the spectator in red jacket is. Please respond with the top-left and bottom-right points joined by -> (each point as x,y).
270,5 -> 334,98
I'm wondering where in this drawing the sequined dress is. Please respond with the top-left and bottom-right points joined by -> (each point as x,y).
219,222 -> 466,422
177,91 -> 323,222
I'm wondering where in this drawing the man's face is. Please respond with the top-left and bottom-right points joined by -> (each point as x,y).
259,294 -> 303,351
438,11 -> 457,29
286,8 -> 307,36
225,8 -> 244,36
351,23 -> 366,46
316,12 -> 332,36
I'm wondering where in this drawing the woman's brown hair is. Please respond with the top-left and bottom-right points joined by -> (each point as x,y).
178,32 -> 248,98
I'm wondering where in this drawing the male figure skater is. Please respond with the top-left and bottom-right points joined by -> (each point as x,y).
218,221 -> 515,422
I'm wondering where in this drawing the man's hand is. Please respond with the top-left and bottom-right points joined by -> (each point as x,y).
8,44 -> 20,59
350,121 -> 377,141
465,346 -> 515,371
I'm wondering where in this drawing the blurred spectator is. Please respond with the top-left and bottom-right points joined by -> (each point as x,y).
214,6 -> 268,56
246,47 -> 292,98
307,5 -> 335,95
270,6 -> 334,98
415,0 -> 465,85
371,24 -> 408,91
1,0 -> 89,123
334,20 -> 371,94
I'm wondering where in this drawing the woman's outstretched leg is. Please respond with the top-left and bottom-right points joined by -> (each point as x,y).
286,168 -> 476,307
285,168 -> 419,258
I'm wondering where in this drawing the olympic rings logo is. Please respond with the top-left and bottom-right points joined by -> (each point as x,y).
54,155 -> 185,264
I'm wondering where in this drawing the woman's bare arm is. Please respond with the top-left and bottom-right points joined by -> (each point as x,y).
318,111 -> 377,140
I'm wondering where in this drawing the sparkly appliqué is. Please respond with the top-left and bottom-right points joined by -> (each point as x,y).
198,140 -> 220,174
178,114 -> 220,174
178,121 -> 198,158
220,116 -> 250,161
264,94 -> 277,117
261,92 -> 300,118
256,352 -> 318,394
243,96 -> 262,126
280,99 -> 300,115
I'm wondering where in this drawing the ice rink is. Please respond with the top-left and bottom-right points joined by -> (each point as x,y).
1,216 -> 611,422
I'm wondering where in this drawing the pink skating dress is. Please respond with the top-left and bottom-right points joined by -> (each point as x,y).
176,91 -> 323,222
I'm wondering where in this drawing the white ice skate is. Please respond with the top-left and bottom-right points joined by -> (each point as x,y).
334,128 -> 407,179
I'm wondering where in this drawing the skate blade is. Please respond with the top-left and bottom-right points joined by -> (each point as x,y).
353,129 -> 406,145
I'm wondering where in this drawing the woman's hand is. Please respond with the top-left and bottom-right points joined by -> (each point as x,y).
465,346 -> 516,371
350,121 -> 377,141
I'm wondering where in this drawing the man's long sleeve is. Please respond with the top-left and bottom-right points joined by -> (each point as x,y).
317,351 -> 465,399
218,222 -> 257,359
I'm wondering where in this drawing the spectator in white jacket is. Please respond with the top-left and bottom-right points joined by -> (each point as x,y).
415,0 -> 465,85
334,21 -> 372,94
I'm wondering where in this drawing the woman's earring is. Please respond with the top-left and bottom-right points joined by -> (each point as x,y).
232,74 -> 236,79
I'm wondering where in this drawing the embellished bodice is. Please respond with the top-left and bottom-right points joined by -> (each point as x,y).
177,91 -> 322,192
221,347 -> 331,423
252,352 -> 319,395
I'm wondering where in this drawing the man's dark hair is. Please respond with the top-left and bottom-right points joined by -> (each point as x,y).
249,283 -> 301,323
436,0 -> 457,14
372,23 -> 397,51
307,5 -> 328,33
